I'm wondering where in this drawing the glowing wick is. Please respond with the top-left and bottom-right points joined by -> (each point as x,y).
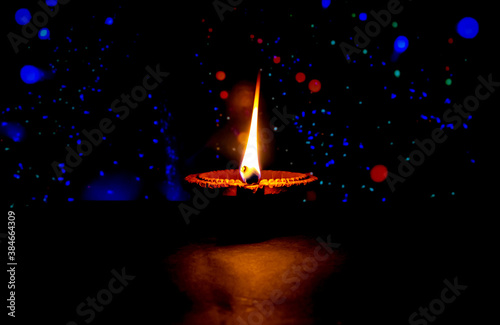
240,69 -> 262,183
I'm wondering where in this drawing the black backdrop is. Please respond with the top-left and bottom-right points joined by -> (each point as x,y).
1,0 -> 497,324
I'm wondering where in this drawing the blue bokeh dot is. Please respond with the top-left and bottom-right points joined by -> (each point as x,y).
15,8 -> 31,25
38,28 -> 50,40
457,17 -> 479,39
394,36 -> 409,53
20,65 -> 43,84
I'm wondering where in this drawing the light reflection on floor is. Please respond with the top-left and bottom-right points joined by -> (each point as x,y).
167,236 -> 344,324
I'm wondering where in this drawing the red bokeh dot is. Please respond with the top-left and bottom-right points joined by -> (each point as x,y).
208,28 -> 213,33
295,72 -> 306,83
308,79 -> 322,93
250,34 -> 254,39
370,165 -> 388,182
448,37 -> 453,44
273,56 -> 281,64
445,66 -> 450,71
257,38 -> 263,44
220,90 -> 229,99
216,71 -> 226,81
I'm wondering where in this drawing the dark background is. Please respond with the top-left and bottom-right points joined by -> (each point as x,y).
1,0 -> 497,324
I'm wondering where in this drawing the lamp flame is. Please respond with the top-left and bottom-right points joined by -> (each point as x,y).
240,69 -> 262,183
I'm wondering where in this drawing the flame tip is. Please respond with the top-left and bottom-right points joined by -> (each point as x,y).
240,69 -> 262,182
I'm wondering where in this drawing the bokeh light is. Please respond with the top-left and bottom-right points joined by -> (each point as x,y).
394,36 -> 409,53
273,56 -> 281,64
220,90 -> 229,99
20,65 -> 43,84
359,13 -> 367,21
456,17 -> 479,39
15,8 -> 31,25
38,28 -> 50,40
308,79 -> 321,93
321,0 -> 331,9
295,72 -> 306,83
46,0 -> 58,6
216,71 -> 226,81
370,165 -> 388,182
105,17 -> 114,25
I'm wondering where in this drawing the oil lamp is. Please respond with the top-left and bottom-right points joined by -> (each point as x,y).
173,71 -> 342,325
185,69 -> 317,195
